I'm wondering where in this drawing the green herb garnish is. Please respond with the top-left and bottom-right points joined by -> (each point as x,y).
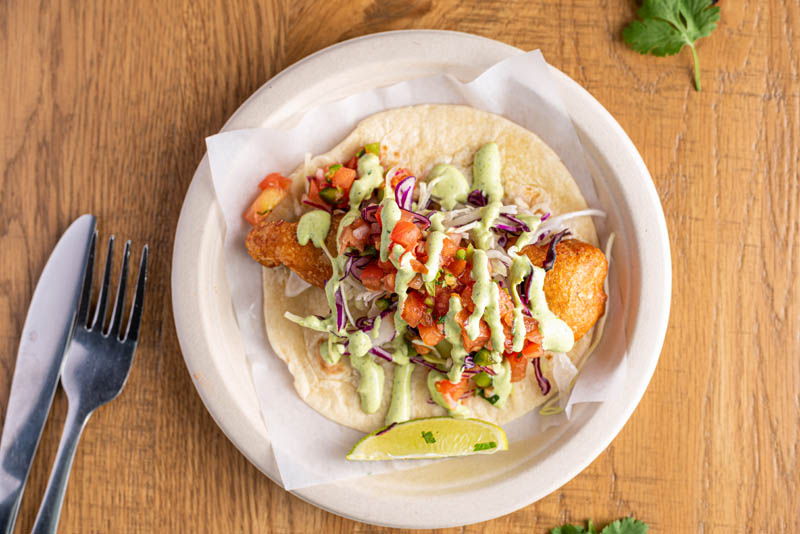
365,142 -> 381,156
473,441 -> 496,451
551,517 -> 649,534
622,0 -> 720,91
477,389 -> 499,405
421,431 -> 436,444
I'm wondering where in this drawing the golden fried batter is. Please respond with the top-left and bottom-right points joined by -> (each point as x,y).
245,217 -> 339,287
522,239 -> 608,341
246,222 -> 608,341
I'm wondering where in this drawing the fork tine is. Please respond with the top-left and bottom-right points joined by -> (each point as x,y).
124,245 -> 148,342
91,236 -> 115,331
76,231 -> 97,328
107,240 -> 131,338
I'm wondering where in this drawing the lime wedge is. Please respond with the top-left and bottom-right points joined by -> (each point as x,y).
346,417 -> 508,461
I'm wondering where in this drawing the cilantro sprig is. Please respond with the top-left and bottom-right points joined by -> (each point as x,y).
622,0 -> 720,91
552,517 -> 648,534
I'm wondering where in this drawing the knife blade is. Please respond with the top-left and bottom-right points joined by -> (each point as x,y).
0,214 -> 96,533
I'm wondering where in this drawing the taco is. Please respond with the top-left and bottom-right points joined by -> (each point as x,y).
243,105 -> 608,433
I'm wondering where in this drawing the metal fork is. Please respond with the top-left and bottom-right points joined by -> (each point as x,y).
31,234 -> 148,534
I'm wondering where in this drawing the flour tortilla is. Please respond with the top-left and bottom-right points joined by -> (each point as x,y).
262,105 -> 598,432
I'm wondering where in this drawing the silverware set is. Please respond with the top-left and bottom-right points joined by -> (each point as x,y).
0,215 -> 148,533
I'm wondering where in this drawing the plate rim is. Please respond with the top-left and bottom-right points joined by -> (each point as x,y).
172,29 -> 671,528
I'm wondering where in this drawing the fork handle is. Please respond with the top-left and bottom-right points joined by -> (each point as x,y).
31,404 -> 91,534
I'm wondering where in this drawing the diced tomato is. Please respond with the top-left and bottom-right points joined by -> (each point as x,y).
360,263 -> 384,291
446,258 -> 467,276
414,343 -> 431,355
457,263 -> 473,286
307,179 -> 323,205
440,237 -> 458,259
409,257 -> 428,274
506,352 -> 528,382
498,287 -> 513,318
435,377 -> 472,408
460,285 -> 475,312
376,206 -> 415,226
455,309 -> 490,353
419,322 -> 445,346
522,340 -> 543,358
339,218 -> 370,253
378,257 -> 395,272
408,274 -> 424,290
383,271 -> 396,292
401,291 -> 426,328
344,155 -> 358,169
331,166 -> 357,191
391,220 -> 422,249
258,172 -> 291,190
243,186 -> 289,226
524,317 -> 542,342
433,288 -> 453,317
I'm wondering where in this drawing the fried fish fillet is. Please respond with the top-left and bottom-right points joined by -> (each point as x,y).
246,220 -> 608,341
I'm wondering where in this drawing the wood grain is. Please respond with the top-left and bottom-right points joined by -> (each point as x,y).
2,0 -> 798,532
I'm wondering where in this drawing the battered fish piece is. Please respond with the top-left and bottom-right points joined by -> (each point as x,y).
246,220 -> 608,341
522,239 -> 608,341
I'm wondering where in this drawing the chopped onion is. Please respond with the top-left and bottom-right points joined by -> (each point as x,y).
487,249 -> 512,265
352,224 -> 370,240
455,220 -> 479,232
532,356 -> 551,395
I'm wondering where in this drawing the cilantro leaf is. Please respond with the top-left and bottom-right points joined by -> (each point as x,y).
622,0 -> 720,90
601,517 -> 648,534
551,526 -> 589,534
552,519 -> 595,534
552,518 -> 648,534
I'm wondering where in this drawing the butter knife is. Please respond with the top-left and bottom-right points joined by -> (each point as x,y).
0,214 -> 96,533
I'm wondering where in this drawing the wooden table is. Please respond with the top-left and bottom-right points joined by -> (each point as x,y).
2,1 -> 798,532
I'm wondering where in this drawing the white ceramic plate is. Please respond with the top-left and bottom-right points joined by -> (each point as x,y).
172,30 -> 671,528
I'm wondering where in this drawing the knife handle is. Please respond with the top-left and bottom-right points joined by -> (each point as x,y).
31,405 -> 90,534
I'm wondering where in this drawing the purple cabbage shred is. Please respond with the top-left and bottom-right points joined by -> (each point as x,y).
532,357 -> 551,395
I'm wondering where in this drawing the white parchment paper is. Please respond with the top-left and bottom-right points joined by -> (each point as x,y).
206,50 -> 627,490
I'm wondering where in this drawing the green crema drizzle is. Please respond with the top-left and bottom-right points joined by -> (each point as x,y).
444,295 -> 468,384
427,164 -> 469,210
422,213 -> 446,283
471,143 -> 504,250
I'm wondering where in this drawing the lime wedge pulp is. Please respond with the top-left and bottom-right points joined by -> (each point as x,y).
346,417 -> 508,461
